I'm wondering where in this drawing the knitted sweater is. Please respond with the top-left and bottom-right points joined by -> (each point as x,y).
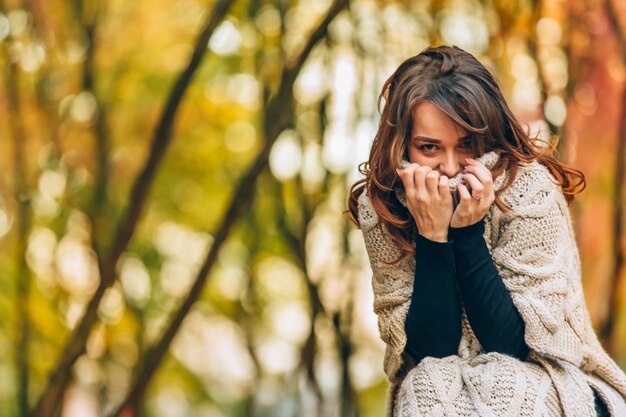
356,152 -> 626,417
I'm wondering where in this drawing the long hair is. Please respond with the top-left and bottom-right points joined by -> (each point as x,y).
346,45 -> 585,262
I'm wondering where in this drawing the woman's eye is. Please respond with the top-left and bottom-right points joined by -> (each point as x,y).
419,144 -> 437,151
459,141 -> 473,149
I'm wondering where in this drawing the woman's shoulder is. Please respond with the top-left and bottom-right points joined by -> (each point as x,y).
498,159 -> 564,212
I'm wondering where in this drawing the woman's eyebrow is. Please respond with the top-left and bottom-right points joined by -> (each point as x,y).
412,135 -> 472,143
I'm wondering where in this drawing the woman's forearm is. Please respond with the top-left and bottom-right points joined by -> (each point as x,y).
449,220 -> 529,360
404,233 -> 462,363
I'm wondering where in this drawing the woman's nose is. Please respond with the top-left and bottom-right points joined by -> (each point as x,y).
439,155 -> 462,177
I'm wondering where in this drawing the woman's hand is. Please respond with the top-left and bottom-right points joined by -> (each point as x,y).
450,158 -> 495,228
396,163 -> 453,242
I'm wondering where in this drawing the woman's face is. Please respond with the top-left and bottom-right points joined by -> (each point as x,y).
407,101 -> 477,178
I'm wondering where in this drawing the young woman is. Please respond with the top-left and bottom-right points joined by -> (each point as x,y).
347,45 -> 626,416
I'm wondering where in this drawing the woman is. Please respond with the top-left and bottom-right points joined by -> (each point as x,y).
347,45 -> 626,416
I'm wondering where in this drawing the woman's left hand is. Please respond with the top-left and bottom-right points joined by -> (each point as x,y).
450,158 -> 495,228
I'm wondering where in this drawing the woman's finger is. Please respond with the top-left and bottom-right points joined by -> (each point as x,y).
462,172 -> 484,198
439,175 -> 451,202
464,163 -> 493,185
398,165 -> 416,194
457,183 -> 472,208
413,166 -> 431,198
464,163 -> 495,204
425,170 -> 440,196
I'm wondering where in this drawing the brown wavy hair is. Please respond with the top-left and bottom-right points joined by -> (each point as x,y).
346,45 -> 585,262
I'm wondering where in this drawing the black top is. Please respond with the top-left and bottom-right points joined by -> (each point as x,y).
404,219 -> 529,364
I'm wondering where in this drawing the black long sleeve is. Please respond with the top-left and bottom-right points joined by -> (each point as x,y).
404,221 -> 529,364
448,220 -> 529,360
404,233 -> 461,363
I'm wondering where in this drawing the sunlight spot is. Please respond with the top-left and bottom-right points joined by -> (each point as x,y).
160,260 -> 194,298
322,126 -> 352,174
98,286 -> 125,324
20,42 -> 45,72
257,336 -> 298,374
331,52 -> 357,120
172,311 -> 255,400
153,222 -> 212,265
439,11 -> 489,54
86,325 -> 105,359
349,348 -> 386,389
295,59 -> 327,105
301,142 -> 325,193
307,215 -> 341,281
213,266 -> 246,301
70,91 -> 97,123
74,355 -> 101,386
26,226 -> 57,279
0,14 -> 9,42
536,18 -> 562,46
65,38 -> 87,64
0,207 -> 11,239
149,387 -> 188,417
269,130 -> 301,181
120,256 -> 151,307
607,54 -> 626,82
513,80 -> 541,111
268,302 -> 310,344
7,9 -> 28,38
540,47 -> 568,91
511,54 -> 538,81
227,73 -> 261,110
32,195 -> 58,219
62,385 -> 98,417
544,95 -> 567,126
55,236 -> 98,296
255,5 -> 281,37
64,300 -> 86,329
256,257 -> 305,301
209,19 -> 241,56
39,169 -> 66,199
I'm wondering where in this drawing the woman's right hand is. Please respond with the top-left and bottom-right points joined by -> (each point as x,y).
396,163 -> 453,242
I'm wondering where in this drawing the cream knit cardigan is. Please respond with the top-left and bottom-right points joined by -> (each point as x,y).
357,152 -> 626,417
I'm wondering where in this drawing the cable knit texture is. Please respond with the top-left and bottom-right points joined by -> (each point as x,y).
357,152 -> 626,417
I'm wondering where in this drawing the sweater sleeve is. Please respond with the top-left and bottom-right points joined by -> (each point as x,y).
357,189 -> 417,384
490,165 -> 590,368
404,233 -> 461,363
449,220 -> 529,361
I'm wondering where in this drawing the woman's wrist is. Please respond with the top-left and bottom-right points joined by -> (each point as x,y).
449,218 -> 485,239
418,230 -> 448,243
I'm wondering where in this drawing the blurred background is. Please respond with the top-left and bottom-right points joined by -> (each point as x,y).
1,0 -> 626,416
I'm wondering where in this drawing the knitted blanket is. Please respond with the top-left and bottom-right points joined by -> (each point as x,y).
357,152 -> 626,416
